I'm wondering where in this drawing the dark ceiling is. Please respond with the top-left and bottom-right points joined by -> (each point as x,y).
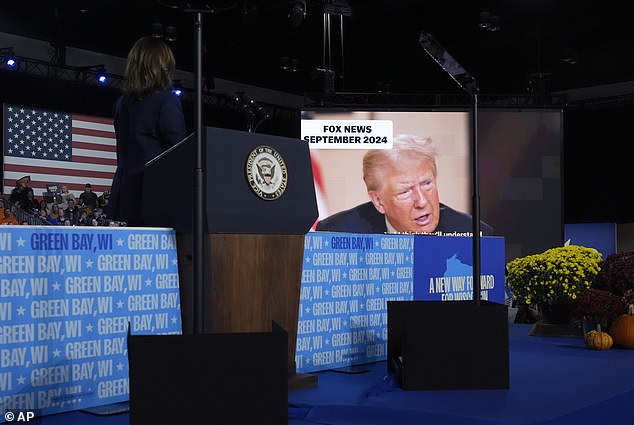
1,0 -> 634,97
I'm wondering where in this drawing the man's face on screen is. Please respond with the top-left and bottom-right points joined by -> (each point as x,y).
369,156 -> 440,233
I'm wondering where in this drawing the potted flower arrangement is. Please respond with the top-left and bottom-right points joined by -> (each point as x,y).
570,288 -> 626,333
594,251 -> 634,296
506,245 -> 603,324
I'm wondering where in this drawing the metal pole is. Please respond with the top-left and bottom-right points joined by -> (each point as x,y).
193,11 -> 205,334
418,31 -> 482,306
471,93 -> 481,306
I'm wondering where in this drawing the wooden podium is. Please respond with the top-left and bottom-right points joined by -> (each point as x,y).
141,126 -> 318,387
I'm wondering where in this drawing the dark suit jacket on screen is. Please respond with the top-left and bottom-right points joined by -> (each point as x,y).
315,201 -> 494,236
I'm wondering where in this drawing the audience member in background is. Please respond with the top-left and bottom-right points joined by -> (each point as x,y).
58,208 -> 66,224
0,208 -> 19,225
38,209 -> 48,223
79,183 -> 99,209
39,200 -> 48,214
56,194 -> 68,211
78,209 -> 92,226
46,194 -> 64,214
316,134 -> 494,235
46,204 -> 63,225
65,198 -> 80,225
108,36 -> 186,226
60,185 -> 76,205
9,183 -> 22,206
21,190 -> 40,214
10,176 -> 33,207
98,189 -> 110,210
93,208 -> 107,226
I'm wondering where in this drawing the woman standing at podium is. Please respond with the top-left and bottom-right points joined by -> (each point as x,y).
107,36 -> 186,226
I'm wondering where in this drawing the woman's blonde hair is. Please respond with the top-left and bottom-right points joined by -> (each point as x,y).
125,36 -> 176,97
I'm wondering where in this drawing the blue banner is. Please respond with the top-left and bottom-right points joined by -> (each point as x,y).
0,226 -> 182,421
297,233 -> 414,373
297,234 -> 505,373
413,236 -> 505,303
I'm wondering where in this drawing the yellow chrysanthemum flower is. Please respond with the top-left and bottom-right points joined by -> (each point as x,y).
505,245 -> 602,307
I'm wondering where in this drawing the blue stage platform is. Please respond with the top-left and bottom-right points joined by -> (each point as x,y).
35,324 -> 634,425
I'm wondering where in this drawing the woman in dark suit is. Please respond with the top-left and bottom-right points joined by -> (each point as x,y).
107,36 -> 186,226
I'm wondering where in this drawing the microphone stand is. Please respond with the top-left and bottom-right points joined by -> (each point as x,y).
418,31 -> 482,306
192,11 -> 205,334
176,1 -> 237,334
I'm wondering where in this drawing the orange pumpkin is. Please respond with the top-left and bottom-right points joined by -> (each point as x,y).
609,304 -> 634,349
584,325 -> 613,350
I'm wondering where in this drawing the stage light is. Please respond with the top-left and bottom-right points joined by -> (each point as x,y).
151,22 -> 177,42
288,0 -> 306,27
92,65 -> 108,84
488,15 -> 501,32
157,0 -> 237,11
172,80 -> 183,96
1,47 -> 17,68
562,48 -> 579,65
81,65 -> 108,85
479,11 -> 501,32
164,26 -> 177,42
322,0 -> 352,16
151,22 -> 164,38
479,11 -> 491,29
280,56 -> 291,70
376,81 -> 391,94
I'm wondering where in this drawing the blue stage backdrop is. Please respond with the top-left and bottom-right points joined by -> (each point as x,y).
564,223 -> 616,259
0,226 -> 182,420
296,233 -> 505,373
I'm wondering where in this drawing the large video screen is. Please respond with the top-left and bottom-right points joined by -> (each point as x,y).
302,108 -> 564,261
301,110 -> 472,228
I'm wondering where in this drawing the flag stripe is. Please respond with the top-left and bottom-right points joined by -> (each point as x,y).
73,114 -> 116,126
73,133 -> 117,146
73,127 -> 116,139
3,156 -> 116,173
4,163 -> 116,180
3,104 -> 117,199
73,147 -> 117,159
72,141 -> 117,153
4,167 -> 115,182
73,155 -> 117,166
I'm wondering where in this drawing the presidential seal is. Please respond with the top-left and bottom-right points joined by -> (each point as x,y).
246,145 -> 288,200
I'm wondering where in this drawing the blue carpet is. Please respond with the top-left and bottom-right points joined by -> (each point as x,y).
32,324 -> 634,425
288,324 -> 634,425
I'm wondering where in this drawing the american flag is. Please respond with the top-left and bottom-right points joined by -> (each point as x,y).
3,104 -> 117,197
